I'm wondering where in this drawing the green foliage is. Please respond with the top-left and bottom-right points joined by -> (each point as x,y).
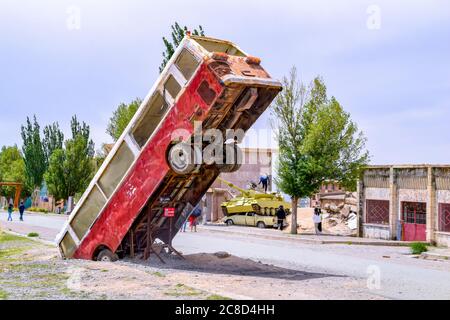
272,67 -> 369,233
45,135 -> 94,201
21,116 -> 46,189
159,22 -> 205,73
0,145 -> 27,198
272,67 -> 369,199
70,115 -> 95,157
42,122 -> 64,168
410,242 -> 428,255
106,98 -> 142,141
28,207 -> 49,213
27,232 -> 39,238
44,116 -> 95,201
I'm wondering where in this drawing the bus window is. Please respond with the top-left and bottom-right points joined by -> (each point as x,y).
164,75 -> 181,100
98,142 -> 135,198
175,49 -> 199,81
132,92 -> 169,148
193,38 -> 246,57
70,185 -> 106,240
60,232 -> 77,258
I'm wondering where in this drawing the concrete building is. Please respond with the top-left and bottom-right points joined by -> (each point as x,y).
358,165 -> 450,247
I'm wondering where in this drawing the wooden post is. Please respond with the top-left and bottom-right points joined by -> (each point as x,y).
143,207 -> 152,260
129,230 -> 135,258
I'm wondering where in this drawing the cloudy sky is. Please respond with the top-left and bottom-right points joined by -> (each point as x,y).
0,0 -> 449,164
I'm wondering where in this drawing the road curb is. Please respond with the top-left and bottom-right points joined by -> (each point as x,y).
200,226 -> 415,247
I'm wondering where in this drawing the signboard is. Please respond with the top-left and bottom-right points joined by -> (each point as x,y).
163,207 -> 175,218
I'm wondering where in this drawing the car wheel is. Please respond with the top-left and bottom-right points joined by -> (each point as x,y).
226,219 -> 234,226
257,221 -> 266,229
97,249 -> 119,262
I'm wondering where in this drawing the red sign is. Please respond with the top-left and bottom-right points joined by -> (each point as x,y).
164,207 -> 175,217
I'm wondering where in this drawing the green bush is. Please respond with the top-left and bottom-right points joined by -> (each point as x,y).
27,232 -> 39,238
28,207 -> 49,214
410,242 -> 428,255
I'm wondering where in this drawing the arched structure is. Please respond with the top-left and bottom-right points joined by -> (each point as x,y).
0,182 -> 23,208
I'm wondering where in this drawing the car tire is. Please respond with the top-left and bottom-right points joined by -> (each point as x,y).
226,219 -> 234,226
97,249 -> 119,262
257,222 -> 266,229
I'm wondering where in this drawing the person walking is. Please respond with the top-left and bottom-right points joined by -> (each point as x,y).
19,201 -> 25,221
258,174 -> 269,193
189,214 -> 198,232
276,205 -> 286,231
7,202 -> 13,221
313,207 -> 322,235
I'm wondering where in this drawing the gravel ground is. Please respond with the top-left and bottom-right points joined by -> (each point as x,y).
0,231 -> 381,300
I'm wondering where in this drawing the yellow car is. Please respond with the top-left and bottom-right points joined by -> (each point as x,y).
222,212 -> 288,229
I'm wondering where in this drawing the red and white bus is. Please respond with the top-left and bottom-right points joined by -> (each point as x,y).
56,35 -> 282,261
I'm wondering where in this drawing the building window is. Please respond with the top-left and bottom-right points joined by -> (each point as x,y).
402,202 -> 427,225
366,200 -> 389,225
439,203 -> 450,232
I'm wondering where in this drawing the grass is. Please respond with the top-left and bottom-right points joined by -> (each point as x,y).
165,284 -> 203,297
27,232 -> 39,238
0,289 -> 8,300
410,242 -> 428,255
0,247 -> 28,259
152,271 -> 165,277
0,232 -> 30,243
206,294 -> 232,300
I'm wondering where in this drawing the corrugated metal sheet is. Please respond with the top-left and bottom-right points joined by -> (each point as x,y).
364,169 -> 390,188
435,168 -> 450,190
396,168 -> 428,190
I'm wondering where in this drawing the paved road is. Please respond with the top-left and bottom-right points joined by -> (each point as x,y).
1,211 -> 449,299
0,210 -> 67,241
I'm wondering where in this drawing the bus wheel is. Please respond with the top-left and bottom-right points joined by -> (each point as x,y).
97,249 -> 119,262
167,142 -> 200,175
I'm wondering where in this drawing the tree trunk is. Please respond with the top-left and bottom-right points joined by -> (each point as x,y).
290,197 -> 298,234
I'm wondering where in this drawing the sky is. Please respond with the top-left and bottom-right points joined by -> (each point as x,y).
0,0 -> 449,164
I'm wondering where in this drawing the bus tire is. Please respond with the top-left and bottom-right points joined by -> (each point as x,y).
97,249 -> 119,262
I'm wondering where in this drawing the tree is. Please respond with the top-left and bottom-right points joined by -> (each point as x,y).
106,98 -> 142,141
70,115 -> 95,157
0,145 -> 27,198
44,116 -> 96,202
272,67 -> 369,234
21,116 -> 46,190
42,122 -> 64,168
160,22 -> 205,73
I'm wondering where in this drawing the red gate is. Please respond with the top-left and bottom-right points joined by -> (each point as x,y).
402,202 -> 426,241
439,203 -> 450,232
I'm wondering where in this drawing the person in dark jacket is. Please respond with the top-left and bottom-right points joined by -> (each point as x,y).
258,174 -> 269,193
19,201 -> 25,221
276,205 -> 286,230
7,203 -> 13,221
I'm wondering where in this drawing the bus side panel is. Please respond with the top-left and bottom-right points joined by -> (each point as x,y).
72,63 -> 223,259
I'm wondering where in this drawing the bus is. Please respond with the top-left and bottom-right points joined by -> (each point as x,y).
56,34 -> 282,261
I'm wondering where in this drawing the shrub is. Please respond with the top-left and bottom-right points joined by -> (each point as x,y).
27,232 -> 39,238
28,207 -> 49,214
410,242 -> 428,255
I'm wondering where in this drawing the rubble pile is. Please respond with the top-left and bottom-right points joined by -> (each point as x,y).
322,192 -> 358,235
